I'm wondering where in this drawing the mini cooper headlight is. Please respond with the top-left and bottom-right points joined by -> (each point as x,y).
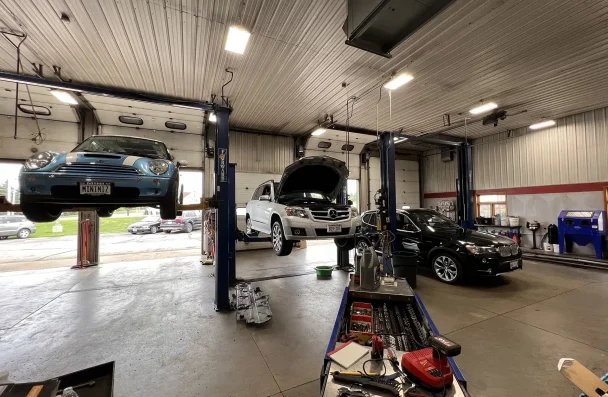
25,152 -> 54,170
285,207 -> 308,218
149,160 -> 169,175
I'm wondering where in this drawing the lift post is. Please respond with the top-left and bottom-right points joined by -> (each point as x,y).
456,143 -> 475,229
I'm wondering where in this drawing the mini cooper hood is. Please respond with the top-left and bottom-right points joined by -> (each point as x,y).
275,156 -> 349,200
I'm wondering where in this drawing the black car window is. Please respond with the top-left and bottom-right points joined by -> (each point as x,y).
369,212 -> 377,227
362,212 -> 372,225
397,214 -> 418,232
409,211 -> 459,228
261,184 -> 271,197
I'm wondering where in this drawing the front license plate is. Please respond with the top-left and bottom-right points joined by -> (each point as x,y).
79,182 -> 112,195
327,225 -> 342,233
510,261 -> 519,269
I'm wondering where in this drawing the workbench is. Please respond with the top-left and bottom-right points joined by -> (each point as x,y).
320,277 -> 469,396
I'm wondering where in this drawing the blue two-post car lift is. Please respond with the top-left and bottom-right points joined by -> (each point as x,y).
320,131 -> 474,396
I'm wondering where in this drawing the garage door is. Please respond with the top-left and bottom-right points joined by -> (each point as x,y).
369,157 -> 420,208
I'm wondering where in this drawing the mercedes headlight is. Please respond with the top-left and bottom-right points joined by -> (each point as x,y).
149,160 -> 169,175
285,207 -> 308,218
466,245 -> 496,255
25,151 -> 54,170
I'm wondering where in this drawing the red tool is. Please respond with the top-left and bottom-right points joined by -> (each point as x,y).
370,335 -> 383,359
401,335 -> 461,390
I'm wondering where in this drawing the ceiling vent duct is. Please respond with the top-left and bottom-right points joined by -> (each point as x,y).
343,0 -> 455,58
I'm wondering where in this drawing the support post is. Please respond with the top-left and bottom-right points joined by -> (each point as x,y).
379,133 -> 399,253
228,163 -> 237,284
214,108 -> 232,311
76,210 -> 99,267
456,144 -> 474,229
336,174 -> 351,269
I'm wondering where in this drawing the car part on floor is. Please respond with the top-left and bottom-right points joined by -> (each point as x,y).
233,283 -> 272,325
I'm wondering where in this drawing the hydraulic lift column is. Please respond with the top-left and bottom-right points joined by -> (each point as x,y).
456,143 -> 474,229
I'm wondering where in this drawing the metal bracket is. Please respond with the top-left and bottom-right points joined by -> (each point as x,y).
53,65 -> 72,83
233,283 -> 272,324
32,63 -> 43,77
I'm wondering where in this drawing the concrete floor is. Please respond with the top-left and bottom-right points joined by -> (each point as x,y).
1,245 -> 608,397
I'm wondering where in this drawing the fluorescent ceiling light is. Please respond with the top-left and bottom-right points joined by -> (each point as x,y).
383,73 -> 414,90
470,102 -> 498,115
225,26 -> 251,54
50,90 -> 77,105
393,136 -> 408,144
311,128 -> 326,136
529,120 -> 556,130
209,113 -> 217,123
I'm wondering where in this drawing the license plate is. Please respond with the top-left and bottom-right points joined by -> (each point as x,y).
327,225 -> 342,233
79,183 -> 112,195
510,261 -> 519,269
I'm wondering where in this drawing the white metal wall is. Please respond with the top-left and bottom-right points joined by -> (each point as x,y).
369,157 -> 420,208
422,150 -> 457,194
235,172 -> 282,207
473,107 -> 608,189
230,132 -> 293,174
0,117 -> 79,160
99,125 -> 204,168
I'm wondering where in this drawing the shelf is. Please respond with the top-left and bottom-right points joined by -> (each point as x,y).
475,224 -> 522,228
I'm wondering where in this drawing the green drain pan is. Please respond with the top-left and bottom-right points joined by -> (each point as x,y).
314,265 -> 334,277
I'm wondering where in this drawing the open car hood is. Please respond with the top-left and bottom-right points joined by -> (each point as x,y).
275,156 -> 349,200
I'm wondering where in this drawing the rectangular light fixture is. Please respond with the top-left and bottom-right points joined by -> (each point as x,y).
50,90 -> 78,105
530,120 -> 556,130
470,102 -> 498,115
225,26 -> 251,54
209,113 -> 217,123
383,73 -> 414,90
311,128 -> 326,136
393,136 -> 408,144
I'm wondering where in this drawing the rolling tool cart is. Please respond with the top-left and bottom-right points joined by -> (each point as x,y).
320,277 -> 469,397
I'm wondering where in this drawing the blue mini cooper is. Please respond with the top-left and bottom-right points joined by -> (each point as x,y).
19,135 -> 183,222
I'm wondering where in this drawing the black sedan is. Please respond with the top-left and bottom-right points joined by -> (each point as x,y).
357,209 -> 522,284
127,216 -> 162,234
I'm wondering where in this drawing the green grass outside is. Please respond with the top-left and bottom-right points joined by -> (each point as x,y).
29,216 -> 145,238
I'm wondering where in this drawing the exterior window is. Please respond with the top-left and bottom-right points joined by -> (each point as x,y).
236,207 -> 246,216
477,194 -> 507,217
18,104 -> 51,116
318,142 -> 331,149
341,144 -> 354,151
119,115 -> 144,125
165,121 -> 187,130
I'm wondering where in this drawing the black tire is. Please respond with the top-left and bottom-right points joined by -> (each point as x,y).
130,231 -> 137,235
271,220 -> 293,256
334,237 -> 355,251
355,238 -> 372,255
21,201 -> 61,223
0,236 -> 7,240
164,230 -> 172,234
245,215 -> 259,236
150,226 -> 158,234
96,208 -> 114,218
16,228 -> 31,239
431,252 -> 464,284
185,222 -> 193,233
160,178 -> 178,220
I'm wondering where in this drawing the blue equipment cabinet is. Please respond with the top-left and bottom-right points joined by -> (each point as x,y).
558,210 -> 606,259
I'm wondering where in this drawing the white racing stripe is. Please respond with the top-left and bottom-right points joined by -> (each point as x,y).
122,156 -> 142,166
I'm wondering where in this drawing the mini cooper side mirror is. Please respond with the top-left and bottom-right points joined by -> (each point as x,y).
177,160 -> 189,167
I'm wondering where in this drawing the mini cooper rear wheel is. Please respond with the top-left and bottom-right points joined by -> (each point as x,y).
432,253 -> 463,284
160,179 -> 178,220
272,220 -> 293,256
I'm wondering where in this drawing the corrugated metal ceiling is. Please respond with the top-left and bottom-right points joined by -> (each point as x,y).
0,0 -> 607,139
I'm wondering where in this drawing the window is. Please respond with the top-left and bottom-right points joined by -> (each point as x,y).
261,184 -> 271,197
396,213 -> 418,232
119,115 -> 144,125
18,104 -> 51,116
236,207 -> 247,216
341,144 -> 354,151
477,194 -> 507,217
362,212 -> 373,225
318,142 -> 331,149
73,136 -> 170,160
165,121 -> 187,130
251,186 -> 263,201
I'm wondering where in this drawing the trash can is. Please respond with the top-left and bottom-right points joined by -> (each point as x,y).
392,251 -> 419,288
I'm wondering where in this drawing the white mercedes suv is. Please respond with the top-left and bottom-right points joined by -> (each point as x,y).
245,156 -> 361,256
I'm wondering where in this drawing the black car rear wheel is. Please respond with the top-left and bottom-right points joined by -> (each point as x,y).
356,238 -> 371,255
432,253 -> 463,284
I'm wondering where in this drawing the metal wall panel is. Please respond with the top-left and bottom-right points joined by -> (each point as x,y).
230,131 -> 293,174
473,107 -> 608,189
422,151 -> 457,194
369,157 -> 420,208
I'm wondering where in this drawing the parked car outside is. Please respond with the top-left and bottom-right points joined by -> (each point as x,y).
245,156 -> 361,256
127,216 -> 161,234
0,215 -> 37,239
19,135 -> 187,223
357,209 -> 522,284
160,211 -> 202,233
